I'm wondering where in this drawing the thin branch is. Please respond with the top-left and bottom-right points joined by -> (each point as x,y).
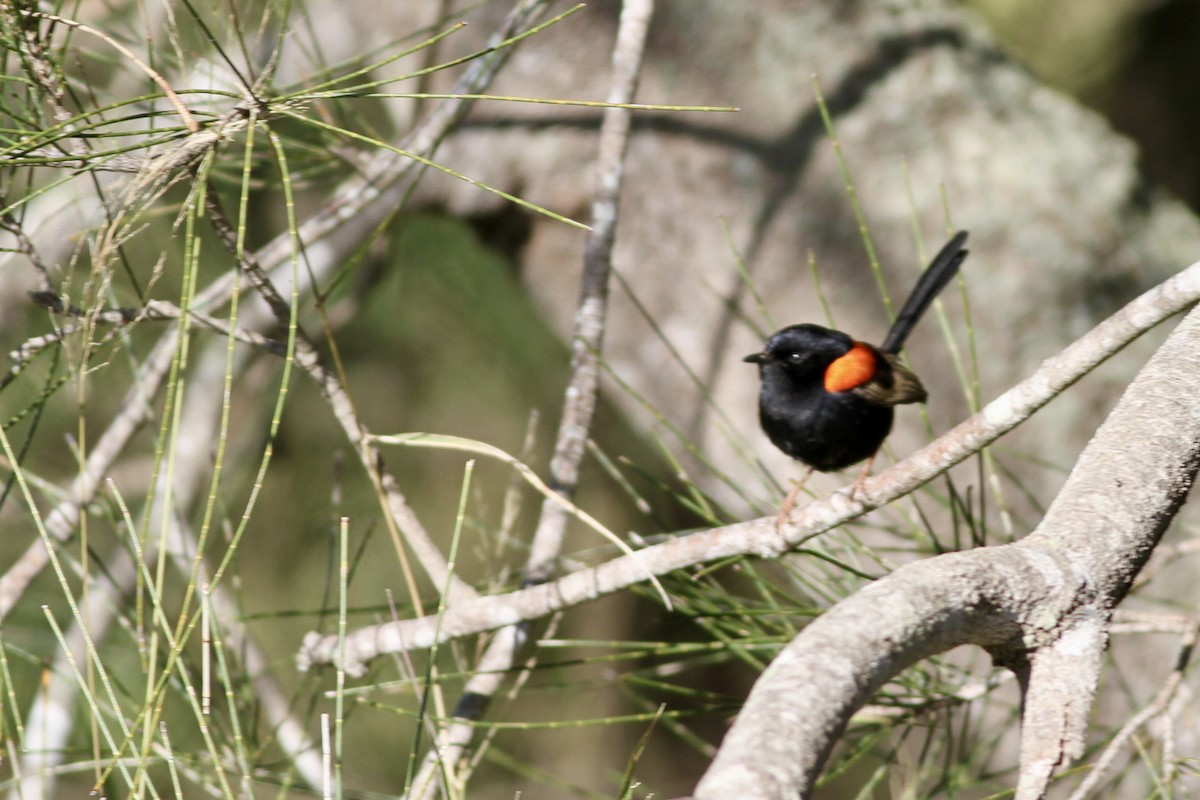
527,0 -> 651,581
200,189 -> 477,607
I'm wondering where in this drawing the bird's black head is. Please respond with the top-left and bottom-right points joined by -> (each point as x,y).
743,324 -> 854,382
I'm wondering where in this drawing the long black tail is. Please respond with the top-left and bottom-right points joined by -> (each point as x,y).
880,230 -> 969,354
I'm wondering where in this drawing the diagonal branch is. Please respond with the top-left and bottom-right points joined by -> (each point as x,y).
298,258 -> 1200,673
202,188 -> 477,606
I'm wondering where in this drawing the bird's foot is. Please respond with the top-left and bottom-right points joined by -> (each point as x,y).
775,467 -> 814,528
845,454 -> 877,502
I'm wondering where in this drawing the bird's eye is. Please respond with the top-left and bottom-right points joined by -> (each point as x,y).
787,352 -> 804,364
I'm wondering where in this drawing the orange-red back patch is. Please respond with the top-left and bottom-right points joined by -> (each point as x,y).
824,342 -> 878,392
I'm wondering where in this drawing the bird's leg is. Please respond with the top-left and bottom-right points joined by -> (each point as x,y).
848,452 -> 877,500
776,466 -> 815,528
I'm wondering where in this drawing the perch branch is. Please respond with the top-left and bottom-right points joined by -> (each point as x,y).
297,259 -> 1200,673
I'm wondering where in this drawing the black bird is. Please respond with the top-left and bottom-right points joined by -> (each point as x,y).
744,231 -> 969,519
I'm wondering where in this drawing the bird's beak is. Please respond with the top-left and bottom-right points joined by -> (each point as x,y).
743,352 -> 768,364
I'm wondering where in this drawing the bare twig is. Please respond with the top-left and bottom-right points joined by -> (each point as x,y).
526,0 -> 651,582
201,188 -> 478,607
